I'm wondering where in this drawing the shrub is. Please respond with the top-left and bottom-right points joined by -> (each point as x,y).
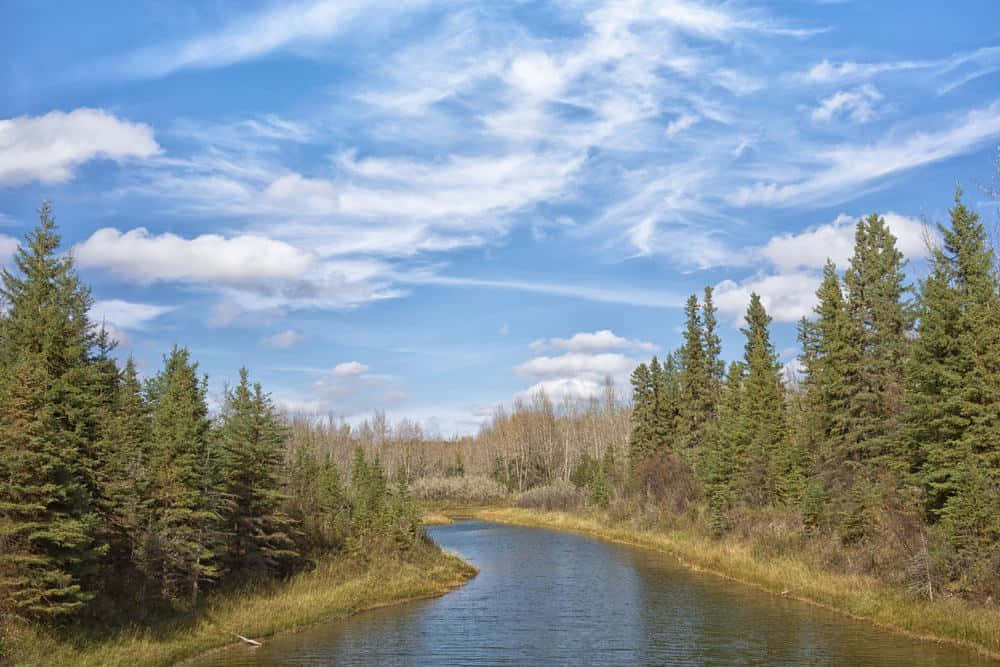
515,481 -> 584,511
630,451 -> 700,515
409,475 -> 509,505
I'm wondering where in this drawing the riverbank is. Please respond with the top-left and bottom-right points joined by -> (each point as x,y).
467,507 -> 1000,662
2,546 -> 476,667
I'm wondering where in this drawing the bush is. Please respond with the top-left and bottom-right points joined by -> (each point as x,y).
515,481 -> 584,511
630,451 -> 700,515
409,475 -> 509,505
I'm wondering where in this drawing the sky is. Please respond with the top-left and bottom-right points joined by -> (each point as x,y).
1,1 -> 999,435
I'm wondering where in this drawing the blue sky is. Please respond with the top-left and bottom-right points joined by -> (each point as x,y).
2,1 -> 999,434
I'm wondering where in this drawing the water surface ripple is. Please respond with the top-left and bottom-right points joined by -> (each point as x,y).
194,520 -> 993,666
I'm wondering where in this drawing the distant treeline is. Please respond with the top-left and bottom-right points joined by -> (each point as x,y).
0,205 -> 423,629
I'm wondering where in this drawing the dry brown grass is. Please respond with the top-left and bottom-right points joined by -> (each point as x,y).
2,547 -> 476,667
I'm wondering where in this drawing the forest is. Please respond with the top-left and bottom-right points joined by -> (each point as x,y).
2,183 -> 999,660
285,186 -> 1000,603
0,205 -> 429,645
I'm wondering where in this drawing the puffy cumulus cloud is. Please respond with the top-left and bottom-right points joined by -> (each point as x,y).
515,352 -> 636,380
332,361 -> 369,376
714,272 -> 821,323
0,108 -> 158,186
811,84 -> 882,124
262,329 -> 303,349
513,348 -> 637,404
74,228 -> 315,284
530,329 -> 657,354
761,212 -> 933,271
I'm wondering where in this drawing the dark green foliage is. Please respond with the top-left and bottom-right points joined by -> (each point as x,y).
735,293 -> 787,506
217,368 -> 299,580
0,204 -> 429,632
0,204 -> 103,619
628,362 -> 655,462
843,214 -> 911,467
143,346 -> 222,609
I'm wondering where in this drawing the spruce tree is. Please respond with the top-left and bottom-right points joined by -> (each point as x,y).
907,189 -> 1000,520
735,293 -> 787,506
0,204 -> 103,619
843,214 -> 911,466
678,294 -> 711,455
144,346 -> 222,608
628,362 -> 655,463
651,353 -> 681,453
217,368 -> 299,580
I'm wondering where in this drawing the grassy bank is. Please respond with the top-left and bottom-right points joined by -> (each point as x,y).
2,546 -> 476,667
469,507 -> 1000,662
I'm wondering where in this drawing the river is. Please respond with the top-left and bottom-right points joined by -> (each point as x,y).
194,520 -> 993,665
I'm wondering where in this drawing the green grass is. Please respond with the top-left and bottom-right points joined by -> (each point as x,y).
470,507 -> 1000,663
2,546 -> 476,667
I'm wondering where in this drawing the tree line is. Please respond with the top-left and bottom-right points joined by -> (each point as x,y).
0,205 -> 423,628
627,189 -> 999,598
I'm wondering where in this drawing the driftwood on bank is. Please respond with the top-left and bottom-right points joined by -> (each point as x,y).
232,633 -> 263,647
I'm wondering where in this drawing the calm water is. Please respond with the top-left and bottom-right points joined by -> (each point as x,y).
194,521 -> 994,666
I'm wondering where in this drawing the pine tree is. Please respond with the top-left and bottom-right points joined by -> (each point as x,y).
843,214 -> 911,467
144,346 -> 222,609
628,362 -> 655,463
678,294 -> 711,456
798,261 -> 856,523
702,286 -> 725,410
704,361 -> 744,534
652,353 -> 681,452
0,204 -> 103,619
735,293 -> 787,506
907,189 -> 1000,518
217,368 -> 299,580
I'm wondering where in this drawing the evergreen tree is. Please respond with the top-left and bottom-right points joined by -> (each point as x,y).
678,294 -> 711,455
704,361 -> 743,535
702,286 -> 725,410
0,204 -> 103,619
843,214 -> 911,466
218,368 -> 299,580
651,354 -> 681,453
907,189 -> 1000,519
628,362 -> 655,463
735,293 -> 787,506
144,346 -> 222,609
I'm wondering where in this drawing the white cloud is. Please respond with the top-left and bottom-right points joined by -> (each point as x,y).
0,108 -> 158,186
401,274 -> 682,308
118,0 -> 415,78
262,329 -> 304,349
714,272 -> 822,323
0,234 -> 17,268
665,113 -> 698,137
74,227 -> 315,284
332,361 -> 369,376
530,329 -> 657,354
733,101 -> 1000,207
90,298 -> 174,330
761,211 -> 933,271
811,84 -> 882,123
515,352 -> 636,381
